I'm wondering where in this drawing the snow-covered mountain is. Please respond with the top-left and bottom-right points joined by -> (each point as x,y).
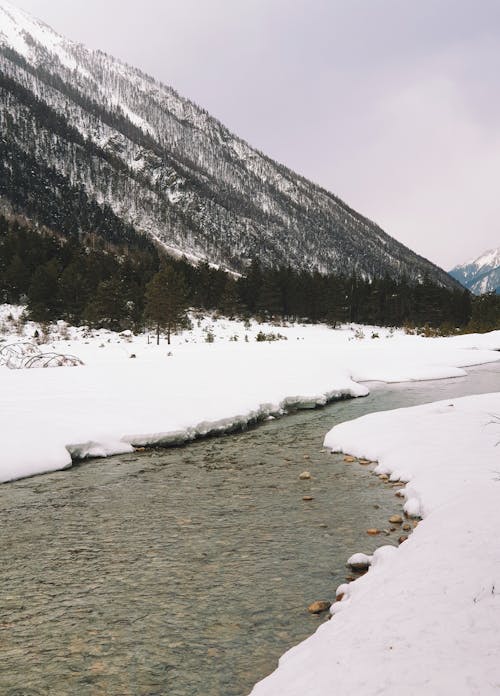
449,247 -> 500,294
0,0 -> 459,287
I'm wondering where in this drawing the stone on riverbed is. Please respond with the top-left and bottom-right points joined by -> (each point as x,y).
308,600 -> 331,614
299,471 -> 312,480
346,552 -> 372,571
366,528 -> 381,535
344,455 -> 356,463
389,515 -> 403,524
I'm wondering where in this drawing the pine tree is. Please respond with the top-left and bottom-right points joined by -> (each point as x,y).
84,277 -> 127,331
4,254 -> 30,303
144,265 -> 189,345
27,260 -> 60,321
220,277 -> 241,319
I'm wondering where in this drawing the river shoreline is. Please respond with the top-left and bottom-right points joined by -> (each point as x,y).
1,361 -> 500,694
252,368 -> 500,695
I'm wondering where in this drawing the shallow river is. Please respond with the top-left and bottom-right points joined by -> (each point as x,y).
1,362 -> 500,696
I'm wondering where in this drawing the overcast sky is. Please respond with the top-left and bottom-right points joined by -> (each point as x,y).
11,0 -> 500,269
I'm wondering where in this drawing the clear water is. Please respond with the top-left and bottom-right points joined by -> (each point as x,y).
1,362 -> 499,696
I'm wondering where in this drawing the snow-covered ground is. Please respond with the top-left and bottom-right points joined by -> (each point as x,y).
1,304 -> 500,483
251,391 -> 500,695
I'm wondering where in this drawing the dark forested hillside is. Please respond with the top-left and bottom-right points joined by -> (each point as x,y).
0,214 -> 473,331
0,1 -> 461,288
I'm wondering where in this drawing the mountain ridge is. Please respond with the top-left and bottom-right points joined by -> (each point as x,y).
0,0 -> 460,288
450,247 -> 500,294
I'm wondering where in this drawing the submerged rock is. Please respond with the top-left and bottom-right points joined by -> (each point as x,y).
299,471 -> 312,480
389,515 -> 403,524
308,600 -> 331,614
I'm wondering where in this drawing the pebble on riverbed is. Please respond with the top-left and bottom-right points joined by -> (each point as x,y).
344,455 -> 356,463
366,528 -> 381,535
302,496 -> 314,502
299,471 -> 312,480
389,515 -> 403,524
307,600 -> 331,614
347,553 -> 372,571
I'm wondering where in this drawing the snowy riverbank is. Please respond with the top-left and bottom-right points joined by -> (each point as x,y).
1,306 -> 500,483
251,391 -> 500,695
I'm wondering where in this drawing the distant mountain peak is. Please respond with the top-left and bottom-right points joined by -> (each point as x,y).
0,1 -> 460,288
450,246 -> 500,295
0,1 -> 63,55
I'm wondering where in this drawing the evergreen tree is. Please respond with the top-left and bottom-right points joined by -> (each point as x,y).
84,277 -> 127,331
4,253 -> 30,303
220,277 -> 241,319
58,261 -> 89,323
144,265 -> 189,345
257,271 -> 282,319
325,276 -> 348,328
26,260 -> 60,321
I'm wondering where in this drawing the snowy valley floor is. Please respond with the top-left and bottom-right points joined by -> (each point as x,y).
1,306 -> 500,484
1,307 -> 500,694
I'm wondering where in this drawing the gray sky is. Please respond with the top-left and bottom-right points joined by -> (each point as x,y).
11,0 -> 500,269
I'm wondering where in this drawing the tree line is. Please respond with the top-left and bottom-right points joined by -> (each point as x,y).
1,214 -> 498,335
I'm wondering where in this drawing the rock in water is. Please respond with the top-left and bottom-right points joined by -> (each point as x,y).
389,515 -> 403,524
347,553 -> 372,571
308,600 -> 331,614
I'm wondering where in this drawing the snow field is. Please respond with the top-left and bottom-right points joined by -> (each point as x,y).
1,306 -> 500,484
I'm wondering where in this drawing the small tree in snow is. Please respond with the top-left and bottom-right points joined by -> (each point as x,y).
144,266 -> 189,345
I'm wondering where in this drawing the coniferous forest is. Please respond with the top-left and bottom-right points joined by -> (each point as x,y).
1,213 -> 495,334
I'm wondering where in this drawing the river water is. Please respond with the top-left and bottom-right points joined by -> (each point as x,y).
1,362 -> 500,696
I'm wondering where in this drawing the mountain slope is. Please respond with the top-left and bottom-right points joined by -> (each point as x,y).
0,0 -> 459,287
450,247 -> 500,294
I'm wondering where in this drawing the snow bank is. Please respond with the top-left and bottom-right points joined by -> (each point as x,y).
0,337 -> 366,482
1,310 -> 500,483
251,392 -> 500,695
